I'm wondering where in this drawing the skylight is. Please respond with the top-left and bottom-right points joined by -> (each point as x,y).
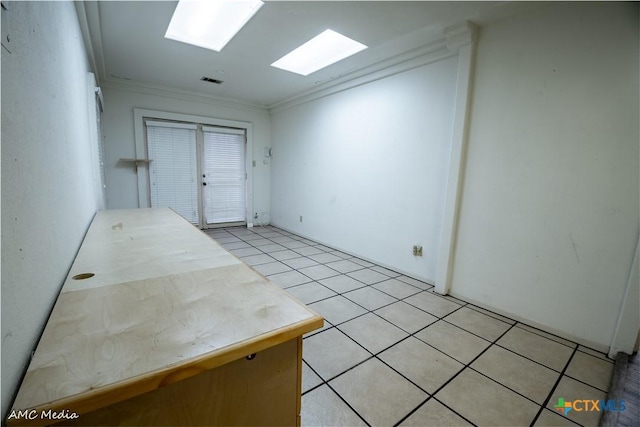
271,29 -> 368,76
165,0 -> 264,52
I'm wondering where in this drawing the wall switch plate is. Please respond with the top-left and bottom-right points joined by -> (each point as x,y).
299,216 -> 303,222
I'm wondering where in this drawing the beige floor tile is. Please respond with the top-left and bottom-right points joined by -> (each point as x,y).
241,253 -> 275,266
267,270 -> 313,288
308,295 -> 367,325
577,345 -> 611,361
282,256 -> 319,269
230,247 -> 262,257
325,259 -> 364,273
293,246 -> 325,256
444,307 -> 512,341
415,320 -> 491,364
498,326 -> 574,371
374,301 -> 438,334
350,258 -> 375,267
302,361 -> 323,393
373,279 -> 422,299
330,358 -> 427,426
565,350 -> 614,391
347,268 -> 390,285
268,249 -> 304,261
471,345 -> 560,404
379,337 -> 464,393
467,305 -> 516,324
396,275 -> 433,290
329,250 -> 352,259
313,245 -> 335,252
282,241 -> 310,250
436,369 -> 540,426
534,409 -> 580,426
308,252 -> 342,264
338,313 -> 408,354
545,376 -> 606,426
252,261 -> 292,276
285,282 -> 337,305
400,399 -> 472,426
371,265 -> 401,277
516,323 -> 577,348
404,292 -> 462,318
301,384 -> 366,427
343,286 -> 397,311
298,264 -> 340,280
270,236 -> 297,244
220,240 -> 252,249
303,328 -> 371,380
256,243 -> 287,252
319,275 -> 367,293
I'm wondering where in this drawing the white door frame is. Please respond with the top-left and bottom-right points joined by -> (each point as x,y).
200,125 -> 247,229
133,108 -> 254,227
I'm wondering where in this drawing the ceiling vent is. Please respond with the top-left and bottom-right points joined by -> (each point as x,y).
201,76 -> 224,84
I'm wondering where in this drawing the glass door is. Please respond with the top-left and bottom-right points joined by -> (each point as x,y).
201,126 -> 247,228
146,120 -> 199,224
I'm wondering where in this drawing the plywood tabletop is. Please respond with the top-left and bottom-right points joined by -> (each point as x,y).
9,208 -> 323,423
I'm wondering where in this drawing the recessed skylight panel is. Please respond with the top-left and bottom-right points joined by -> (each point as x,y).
165,0 -> 264,52
271,29 -> 368,76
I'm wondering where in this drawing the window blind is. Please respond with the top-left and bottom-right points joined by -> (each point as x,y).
146,121 -> 199,224
202,127 -> 246,224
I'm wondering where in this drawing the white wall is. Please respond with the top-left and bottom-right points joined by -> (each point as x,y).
271,56 -> 458,282
101,84 -> 272,223
450,2 -> 639,350
1,1 -> 102,415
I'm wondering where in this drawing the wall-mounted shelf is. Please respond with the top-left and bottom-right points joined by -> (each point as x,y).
119,158 -> 152,172
119,158 -> 152,163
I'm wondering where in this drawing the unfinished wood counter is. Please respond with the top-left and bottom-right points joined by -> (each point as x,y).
8,208 -> 323,426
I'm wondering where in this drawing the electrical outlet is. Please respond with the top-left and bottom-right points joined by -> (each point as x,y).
413,245 -> 423,256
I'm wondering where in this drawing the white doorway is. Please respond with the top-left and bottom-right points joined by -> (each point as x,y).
201,126 -> 247,228
135,109 -> 253,228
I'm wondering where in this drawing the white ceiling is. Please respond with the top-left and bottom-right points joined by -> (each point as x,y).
83,1 -> 537,108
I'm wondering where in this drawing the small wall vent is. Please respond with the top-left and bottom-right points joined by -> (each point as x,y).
201,76 -> 224,84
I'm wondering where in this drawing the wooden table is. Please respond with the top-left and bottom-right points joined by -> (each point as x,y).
7,208 -> 323,426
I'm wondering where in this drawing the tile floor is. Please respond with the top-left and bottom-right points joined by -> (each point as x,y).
206,225 -> 616,427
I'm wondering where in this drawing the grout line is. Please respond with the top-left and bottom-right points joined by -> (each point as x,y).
393,396 -> 479,427
491,342 -> 569,374
439,317 -> 497,342
531,346 -> 580,426
395,323 -> 518,426
514,322 -> 576,349
324,381 -> 372,426
431,397 -> 479,427
561,373 -> 611,395
218,225 -> 594,426
574,347 -> 615,364
468,366 -> 546,407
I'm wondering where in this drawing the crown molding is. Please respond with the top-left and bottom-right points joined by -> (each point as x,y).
445,21 -> 478,52
74,1 -> 107,85
269,36 -> 455,113
101,78 -> 269,114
